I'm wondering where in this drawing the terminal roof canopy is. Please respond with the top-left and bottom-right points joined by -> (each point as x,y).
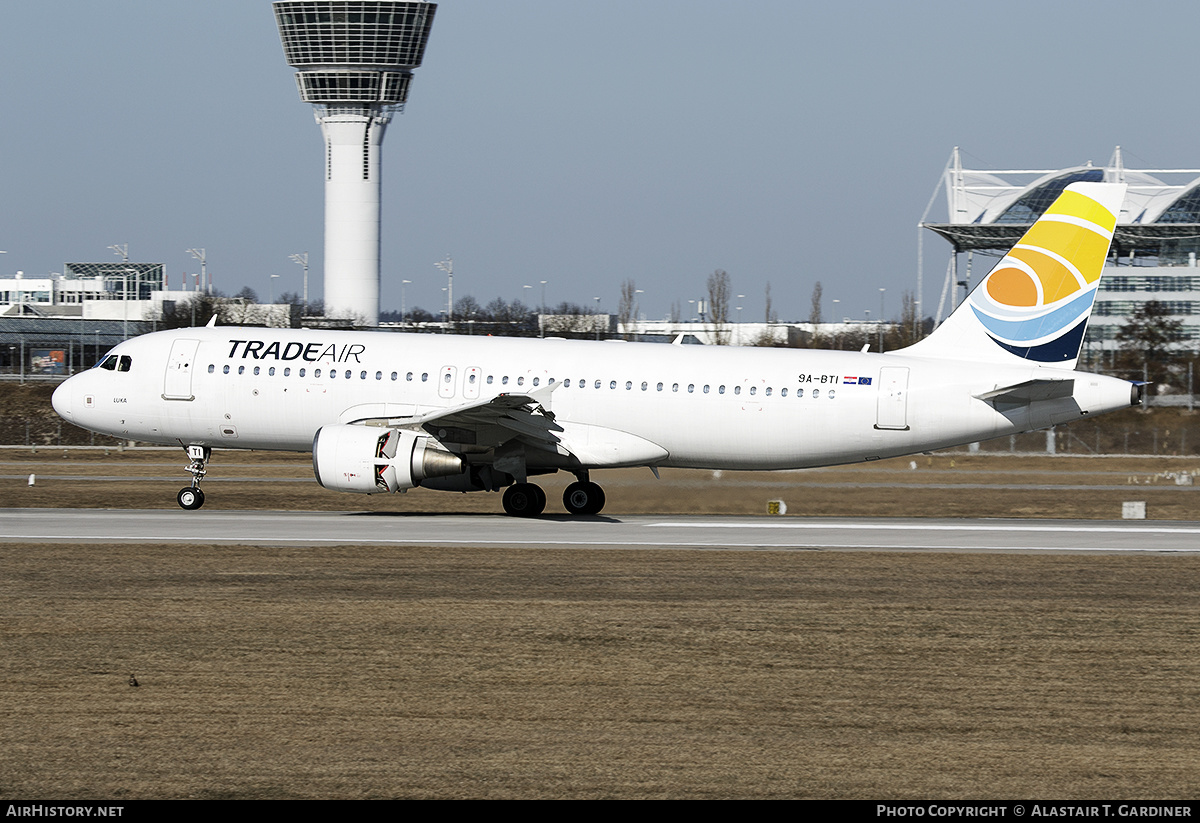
922,148 -> 1200,256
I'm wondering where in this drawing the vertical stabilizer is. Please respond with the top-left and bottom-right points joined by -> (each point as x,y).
902,182 -> 1126,369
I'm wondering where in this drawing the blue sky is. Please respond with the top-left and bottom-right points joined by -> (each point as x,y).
2,1 -> 1198,324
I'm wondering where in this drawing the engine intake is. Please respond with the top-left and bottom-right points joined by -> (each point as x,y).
312,424 -> 464,494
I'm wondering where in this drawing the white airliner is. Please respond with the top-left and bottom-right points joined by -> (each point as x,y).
53,182 -> 1140,516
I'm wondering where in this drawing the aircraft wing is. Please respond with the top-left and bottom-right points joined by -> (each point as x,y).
347,390 -> 565,452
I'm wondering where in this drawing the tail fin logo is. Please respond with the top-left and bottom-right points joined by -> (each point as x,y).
969,186 -> 1120,362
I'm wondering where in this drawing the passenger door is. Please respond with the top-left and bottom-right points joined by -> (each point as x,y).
163,338 -> 200,401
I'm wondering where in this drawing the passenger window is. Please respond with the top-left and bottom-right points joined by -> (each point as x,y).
330,370 -> 336,379
687,384 -> 694,393
208,364 -> 215,374
828,390 -> 835,399
269,367 -> 276,376
238,366 -> 245,375
565,379 -> 571,388
345,370 -> 352,379
468,374 -> 476,384
672,383 -> 678,393
502,376 -> 509,385
314,369 -> 321,378
299,368 -> 306,377
781,388 -> 787,397
443,372 -> 451,383
813,389 -> 820,398
734,386 -> 741,395
517,377 -> 525,386
223,365 -> 230,375
656,382 -> 663,391
749,386 -> 756,396
254,366 -> 261,376
796,387 -> 803,398
703,385 -> 710,393
422,373 -> 429,382
391,372 -> 397,381
406,372 -> 413,381
284,368 -> 291,377
625,381 -> 632,390
719,385 -> 725,394
765,387 -> 772,396
641,382 -> 647,391
533,377 -> 540,386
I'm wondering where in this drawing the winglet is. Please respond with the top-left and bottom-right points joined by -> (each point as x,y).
901,182 -> 1126,370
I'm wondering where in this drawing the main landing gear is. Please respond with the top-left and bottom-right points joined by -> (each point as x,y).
502,483 -> 546,517
500,477 -> 607,517
177,445 -> 210,510
562,480 -> 605,515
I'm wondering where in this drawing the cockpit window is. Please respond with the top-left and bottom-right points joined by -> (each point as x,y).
97,354 -> 131,372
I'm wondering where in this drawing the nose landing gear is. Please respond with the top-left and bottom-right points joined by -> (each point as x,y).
178,445 -> 210,510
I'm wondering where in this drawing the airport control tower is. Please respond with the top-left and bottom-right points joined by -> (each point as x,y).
274,1 -> 437,326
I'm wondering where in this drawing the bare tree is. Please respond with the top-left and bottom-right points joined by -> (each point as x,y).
618,279 -> 639,340
706,269 -> 731,345
754,281 -> 778,346
808,281 -> 823,348
892,290 -> 922,349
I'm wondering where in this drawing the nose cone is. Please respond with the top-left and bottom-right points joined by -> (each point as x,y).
52,378 -> 74,422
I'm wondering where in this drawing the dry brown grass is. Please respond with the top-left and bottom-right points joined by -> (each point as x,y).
4,449 -> 1200,798
2,544 -> 1200,799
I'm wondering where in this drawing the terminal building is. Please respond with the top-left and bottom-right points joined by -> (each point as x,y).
922,148 -> 1200,358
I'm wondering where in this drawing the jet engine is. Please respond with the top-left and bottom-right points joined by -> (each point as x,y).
312,424 -> 464,494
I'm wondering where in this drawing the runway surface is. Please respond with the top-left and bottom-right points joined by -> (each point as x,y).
2,509 -> 1199,552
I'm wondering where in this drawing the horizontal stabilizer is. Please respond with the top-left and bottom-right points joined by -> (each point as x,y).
975,378 -> 1075,405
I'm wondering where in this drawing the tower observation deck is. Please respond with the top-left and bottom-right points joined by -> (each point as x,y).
274,1 -> 437,326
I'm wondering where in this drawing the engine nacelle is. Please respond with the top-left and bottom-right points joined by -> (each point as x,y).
312,424 -> 464,494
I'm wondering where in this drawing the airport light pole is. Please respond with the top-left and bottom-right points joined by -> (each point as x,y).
436,256 -> 453,324
878,287 -> 886,352
289,252 -> 309,314
400,279 -> 411,325
540,280 -> 548,337
187,249 -> 208,295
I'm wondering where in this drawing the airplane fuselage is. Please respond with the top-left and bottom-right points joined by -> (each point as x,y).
53,326 -> 1135,472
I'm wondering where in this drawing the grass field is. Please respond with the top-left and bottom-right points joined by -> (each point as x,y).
3,544 -> 1200,799
3,449 -> 1200,799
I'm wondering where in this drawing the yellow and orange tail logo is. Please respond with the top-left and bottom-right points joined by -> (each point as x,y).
968,183 -> 1123,362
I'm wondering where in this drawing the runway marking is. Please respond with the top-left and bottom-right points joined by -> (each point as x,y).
648,521 -> 1200,535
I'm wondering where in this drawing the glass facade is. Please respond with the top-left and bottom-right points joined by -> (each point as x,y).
274,1 -> 436,68
296,70 -> 411,103
993,169 -> 1105,224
